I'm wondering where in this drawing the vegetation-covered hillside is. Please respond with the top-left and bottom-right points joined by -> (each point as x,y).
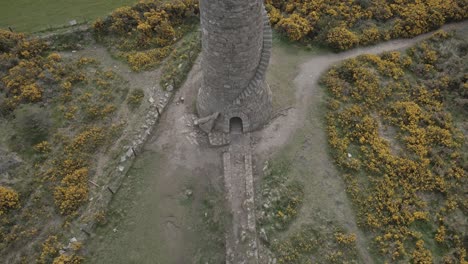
93,0 -> 199,71
323,31 -> 467,262
266,0 -> 467,50
1,0 -> 467,263
0,29 -> 129,263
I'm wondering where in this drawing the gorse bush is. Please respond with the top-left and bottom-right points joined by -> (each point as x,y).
38,235 -> 61,264
0,186 -> 20,215
266,0 -> 467,50
1,29 -> 127,222
322,31 -> 467,262
0,30 -> 48,110
326,24 -> 360,50
54,168 -> 89,215
0,30 -> 103,113
93,0 -> 199,71
126,46 -> 172,71
52,254 -> 83,264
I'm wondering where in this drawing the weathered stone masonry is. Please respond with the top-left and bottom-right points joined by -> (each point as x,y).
197,0 -> 273,133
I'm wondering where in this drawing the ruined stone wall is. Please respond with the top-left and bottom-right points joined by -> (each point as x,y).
197,0 -> 272,132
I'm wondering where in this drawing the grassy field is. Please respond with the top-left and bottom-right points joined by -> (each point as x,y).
0,0 -> 138,33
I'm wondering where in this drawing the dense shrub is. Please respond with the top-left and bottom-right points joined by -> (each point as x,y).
38,236 -> 61,264
0,30 -> 49,108
322,31 -> 467,262
0,30 -> 97,112
266,0 -> 468,50
0,186 -> 20,215
93,0 -> 199,70
54,168 -> 89,215
276,14 -> 312,41
52,254 -> 83,264
326,25 -> 360,50
125,46 -> 172,71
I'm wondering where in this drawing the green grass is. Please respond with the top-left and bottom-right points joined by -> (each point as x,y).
267,32 -> 326,111
0,0 -> 139,33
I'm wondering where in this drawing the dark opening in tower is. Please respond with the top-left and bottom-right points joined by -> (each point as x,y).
229,117 -> 243,133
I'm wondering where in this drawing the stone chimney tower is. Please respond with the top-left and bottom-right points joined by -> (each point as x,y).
196,0 -> 272,133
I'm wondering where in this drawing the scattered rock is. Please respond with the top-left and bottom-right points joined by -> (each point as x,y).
167,85 -> 174,92
259,228 -> 268,242
126,148 -> 134,158
118,166 -> 124,172
195,112 -> 220,132
149,97 -> 155,103
241,230 -> 247,242
208,131 -> 230,146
